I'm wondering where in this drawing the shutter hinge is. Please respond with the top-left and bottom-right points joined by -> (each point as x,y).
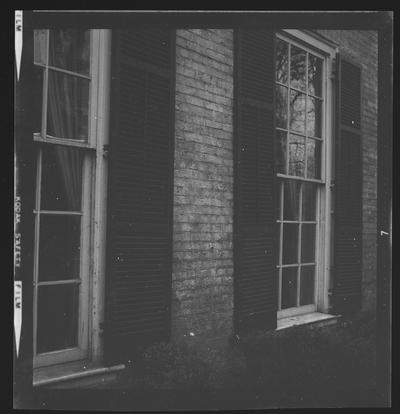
103,144 -> 111,159
99,322 -> 105,335
330,181 -> 335,190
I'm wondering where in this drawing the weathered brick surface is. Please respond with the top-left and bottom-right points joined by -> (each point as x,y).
316,30 -> 378,312
172,29 -> 234,344
171,29 -> 378,342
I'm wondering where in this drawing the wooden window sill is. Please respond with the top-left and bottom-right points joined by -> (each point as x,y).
33,360 -> 125,388
276,312 -> 340,331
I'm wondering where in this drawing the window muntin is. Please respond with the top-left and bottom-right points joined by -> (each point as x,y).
275,35 -> 326,314
33,29 -> 95,367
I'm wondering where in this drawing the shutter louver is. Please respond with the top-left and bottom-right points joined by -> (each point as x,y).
333,55 -> 363,315
234,30 -> 278,334
105,29 -> 175,363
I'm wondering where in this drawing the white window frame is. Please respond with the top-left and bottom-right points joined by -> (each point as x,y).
32,29 -> 111,369
276,30 -> 337,320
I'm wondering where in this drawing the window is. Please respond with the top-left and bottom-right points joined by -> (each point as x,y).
33,29 -> 110,368
275,32 -> 334,318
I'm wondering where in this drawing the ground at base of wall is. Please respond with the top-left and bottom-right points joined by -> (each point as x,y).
29,311 -> 388,409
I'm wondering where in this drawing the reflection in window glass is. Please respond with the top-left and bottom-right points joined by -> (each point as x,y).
47,71 -> 89,141
283,180 -> 300,221
34,30 -> 47,65
306,139 -> 322,179
276,39 -> 288,84
38,215 -> 81,281
49,29 -> 90,75
276,130 -> 287,174
300,266 -> 315,305
41,145 -> 83,211
34,67 -> 44,134
301,224 -> 316,262
290,90 -> 306,134
276,85 -> 288,129
289,134 -> 305,177
281,267 -> 298,309
302,182 -> 317,221
308,54 -> 323,97
290,46 -> 306,91
282,223 -> 298,264
37,284 -> 79,353
307,96 -> 322,137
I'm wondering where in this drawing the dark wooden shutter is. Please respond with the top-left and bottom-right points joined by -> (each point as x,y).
333,55 -> 363,315
105,29 -> 175,363
234,29 -> 278,334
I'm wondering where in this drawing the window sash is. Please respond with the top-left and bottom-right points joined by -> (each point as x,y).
275,33 -> 329,315
32,29 -> 103,368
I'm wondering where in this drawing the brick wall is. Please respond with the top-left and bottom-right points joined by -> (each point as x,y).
316,30 -> 378,312
172,29 -> 234,345
171,29 -> 378,343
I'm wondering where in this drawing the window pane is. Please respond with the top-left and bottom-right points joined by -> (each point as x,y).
288,134 -> 305,177
277,180 -> 283,219
301,224 -> 316,263
290,90 -> 306,134
276,130 -> 287,174
302,182 -> 317,221
39,215 -> 81,281
276,39 -> 288,84
49,29 -> 90,75
41,146 -> 83,211
281,267 -> 298,309
34,67 -> 44,134
283,180 -> 300,221
282,223 -> 298,264
37,284 -> 79,353
306,138 -> 322,179
300,265 -> 315,305
307,96 -> 322,138
308,54 -> 323,97
47,71 -> 89,141
34,30 -> 47,65
290,46 -> 306,91
276,85 -> 288,128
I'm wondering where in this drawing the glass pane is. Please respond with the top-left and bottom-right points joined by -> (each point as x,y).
276,130 -> 287,174
282,223 -> 298,264
302,182 -> 317,221
281,267 -> 298,309
41,145 -> 83,211
290,90 -> 306,134
34,66 -> 43,134
283,180 -> 300,221
47,70 -> 89,141
34,30 -> 47,65
300,265 -> 315,305
301,224 -> 316,263
277,180 -> 283,220
288,134 -> 305,177
306,139 -> 322,179
308,54 -> 323,97
276,39 -> 288,84
307,96 -> 322,138
37,284 -> 79,353
276,85 -> 288,129
39,215 -> 81,281
49,29 -> 90,75
290,46 -> 306,91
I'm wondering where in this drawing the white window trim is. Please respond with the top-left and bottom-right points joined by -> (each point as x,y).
276,30 -> 337,320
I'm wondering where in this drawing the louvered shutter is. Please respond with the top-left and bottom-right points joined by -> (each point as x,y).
234,29 -> 278,334
332,55 -> 363,315
104,29 -> 175,363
